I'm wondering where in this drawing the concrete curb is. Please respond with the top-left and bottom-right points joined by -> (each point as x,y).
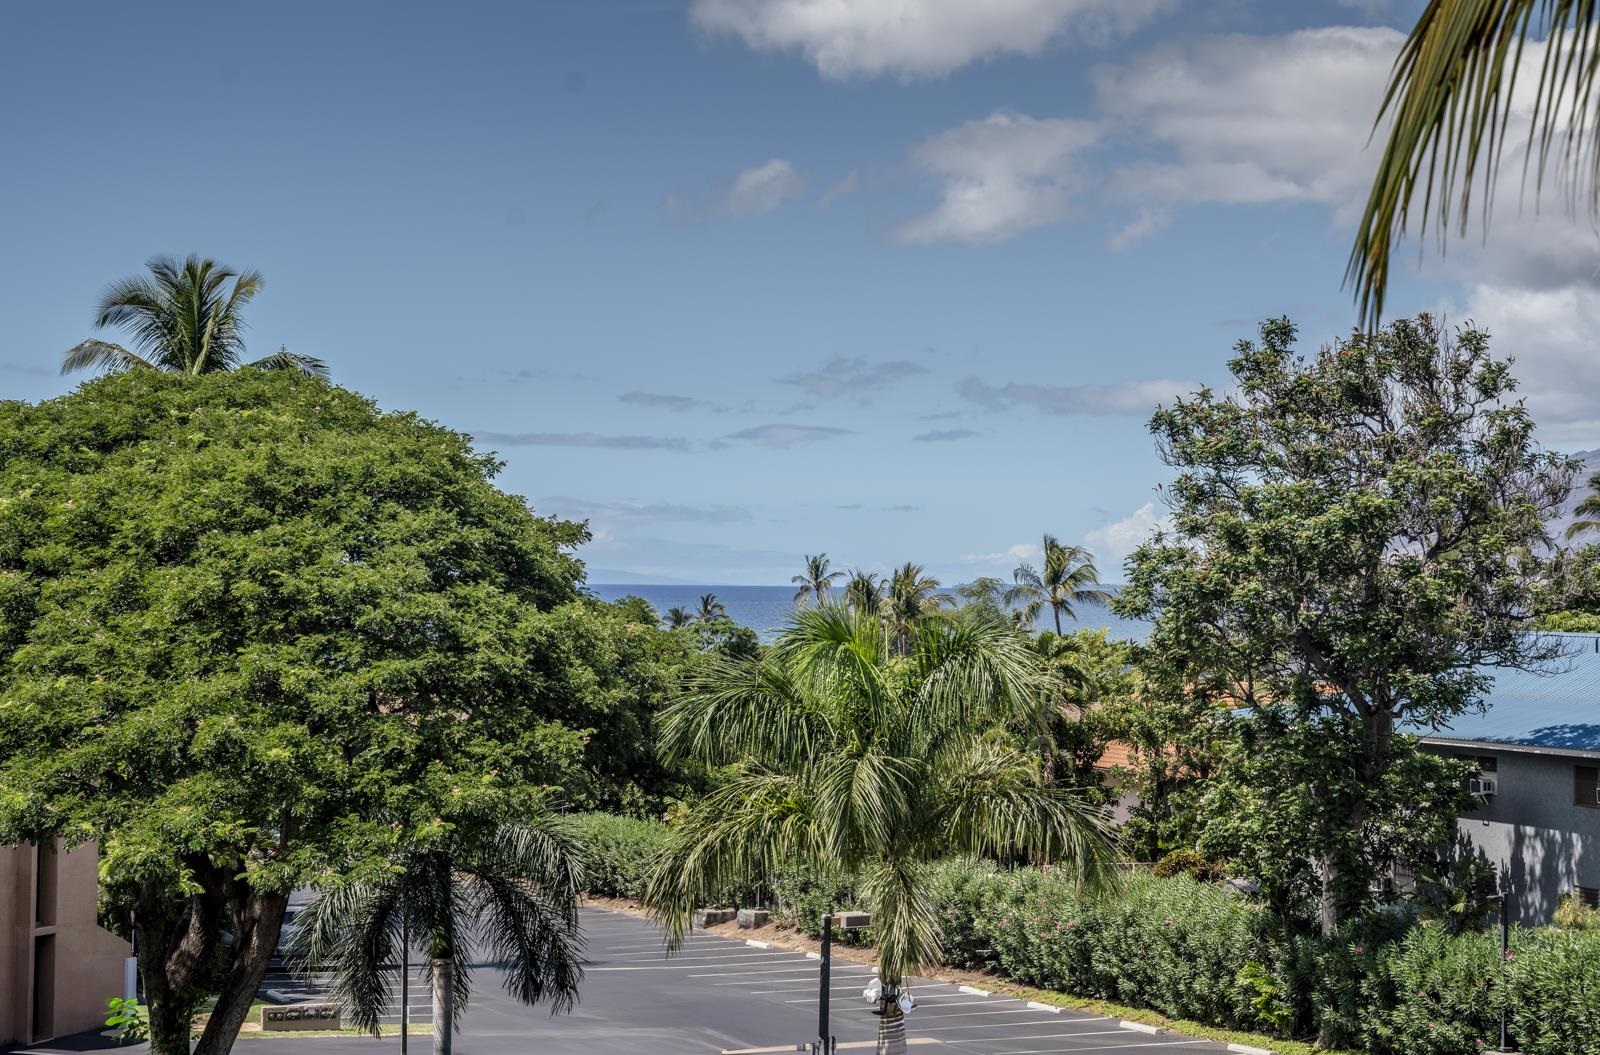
1025,1001 -> 1061,1013
744,939 -> 770,949
956,984 -> 990,996
1226,1045 -> 1275,1055
1118,1020 -> 1164,1035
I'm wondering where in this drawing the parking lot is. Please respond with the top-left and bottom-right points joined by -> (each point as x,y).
6,907 -> 1243,1055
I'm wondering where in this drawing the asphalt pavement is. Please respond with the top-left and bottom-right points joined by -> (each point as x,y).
9,907 -> 1241,1055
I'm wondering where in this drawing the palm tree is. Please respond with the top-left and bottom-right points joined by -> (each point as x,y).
1568,470 -> 1600,539
1006,536 -> 1111,635
697,593 -> 728,621
1027,631 -> 1098,784
843,568 -> 887,614
62,255 -> 327,376
882,562 -> 952,654
791,553 -> 845,605
665,606 -> 695,629
1349,2 -> 1600,327
293,817 -> 585,1055
645,606 -> 1116,1055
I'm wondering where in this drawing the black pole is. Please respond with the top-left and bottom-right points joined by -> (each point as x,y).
401,917 -> 409,1055
817,913 -> 832,1054
1499,884 -> 1510,1052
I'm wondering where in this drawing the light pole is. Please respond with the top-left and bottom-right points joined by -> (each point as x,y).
400,917 -> 409,1055
813,911 -> 871,1055
1489,879 -> 1513,1053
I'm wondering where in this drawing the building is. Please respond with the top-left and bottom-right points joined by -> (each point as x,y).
0,840 -> 131,1045
1421,632 -> 1600,924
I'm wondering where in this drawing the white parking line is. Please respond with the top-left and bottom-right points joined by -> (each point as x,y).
985,1043 -> 1212,1055
690,963 -> 870,978
913,1019 -> 1078,1032
587,956 -> 803,972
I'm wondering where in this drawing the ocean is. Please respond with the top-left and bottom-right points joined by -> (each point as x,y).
585,583 -> 1152,643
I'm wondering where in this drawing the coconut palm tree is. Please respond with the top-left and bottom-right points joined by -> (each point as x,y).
292,816 -> 585,1055
697,593 -> 728,621
645,606 -> 1116,1055
62,255 -> 327,376
792,553 -> 845,605
1567,470 -> 1600,539
1349,2 -> 1600,327
843,568 -> 887,614
665,606 -> 695,629
882,562 -> 952,655
1006,537 -> 1111,636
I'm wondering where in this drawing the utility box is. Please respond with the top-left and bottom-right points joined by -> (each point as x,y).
834,911 -> 872,930
736,908 -> 769,928
260,1004 -> 341,1031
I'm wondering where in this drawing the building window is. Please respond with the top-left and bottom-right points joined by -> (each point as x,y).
1577,766 -> 1600,809
1576,886 -> 1600,909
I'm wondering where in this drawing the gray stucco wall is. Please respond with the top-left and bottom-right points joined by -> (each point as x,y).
1445,748 -> 1600,924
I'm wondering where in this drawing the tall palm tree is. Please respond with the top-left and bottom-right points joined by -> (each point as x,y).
62,255 -> 327,376
1567,470 -> 1600,539
792,553 -> 845,605
882,562 -> 952,655
293,817 -> 585,1055
843,568 -> 887,614
1349,2 -> 1600,327
665,606 -> 695,629
1006,536 -> 1111,635
697,593 -> 728,621
645,606 -> 1116,1055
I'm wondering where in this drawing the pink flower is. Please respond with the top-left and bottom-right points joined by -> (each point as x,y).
1353,945 -> 1365,954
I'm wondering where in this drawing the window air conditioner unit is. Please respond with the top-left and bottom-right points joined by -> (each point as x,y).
1469,776 -> 1498,797
1594,787 -> 1600,806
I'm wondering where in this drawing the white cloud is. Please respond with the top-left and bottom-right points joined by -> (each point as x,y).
961,542 -> 1043,565
1107,208 -> 1169,251
690,0 -> 1171,80
1093,26 -> 1403,224
780,356 -> 928,400
895,112 -> 1100,245
726,158 -> 807,217
1084,501 -> 1170,573
1452,284 -> 1600,447
541,496 -> 752,527
958,375 -> 1196,416
724,423 -> 853,447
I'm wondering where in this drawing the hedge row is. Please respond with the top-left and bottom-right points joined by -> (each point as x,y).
575,816 -> 1600,1055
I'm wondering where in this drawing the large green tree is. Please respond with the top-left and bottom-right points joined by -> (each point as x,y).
644,606 -> 1116,1055
0,369 -> 608,1054
62,255 -> 326,376
1116,315 -> 1573,934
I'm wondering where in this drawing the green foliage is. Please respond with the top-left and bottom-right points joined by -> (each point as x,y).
1533,610 -> 1600,633
1236,961 -> 1295,1035
771,862 -> 872,945
1504,928 -> 1600,1055
1534,544 -> 1600,617
0,369 -> 616,1054
106,997 -> 149,1043
645,605 -> 1117,990
1554,893 -> 1600,931
1151,849 -> 1225,883
567,813 -> 670,900
1118,315 -> 1573,931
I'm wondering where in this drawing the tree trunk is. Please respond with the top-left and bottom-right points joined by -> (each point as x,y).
1053,606 -> 1062,635
1318,853 -> 1340,938
191,890 -> 288,1055
136,875 -> 225,1055
875,997 -> 907,1055
432,958 -> 453,1055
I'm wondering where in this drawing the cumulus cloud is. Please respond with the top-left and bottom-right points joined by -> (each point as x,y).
540,496 -> 752,526
958,376 -> 1196,416
618,391 -> 708,412
724,423 -> 853,447
472,431 -> 690,451
895,112 -> 1100,245
726,158 -> 807,217
961,542 -> 1043,565
1084,501 -> 1170,573
913,428 -> 980,442
690,0 -> 1171,80
1093,26 -> 1402,224
781,356 -> 929,400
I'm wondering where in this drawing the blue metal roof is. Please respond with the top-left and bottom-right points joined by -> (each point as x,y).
1426,633 -> 1600,755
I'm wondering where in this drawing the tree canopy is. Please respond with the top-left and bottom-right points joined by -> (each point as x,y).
1117,314 -> 1574,932
0,369 -> 614,1053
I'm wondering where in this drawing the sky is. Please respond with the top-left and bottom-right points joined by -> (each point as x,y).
3,0 -> 1596,585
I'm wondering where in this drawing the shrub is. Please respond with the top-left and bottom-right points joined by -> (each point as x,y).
567,812 -> 669,900
1554,892 -> 1600,931
1151,848 -> 1227,883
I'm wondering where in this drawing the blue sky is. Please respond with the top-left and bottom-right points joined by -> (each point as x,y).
3,1 -> 1594,584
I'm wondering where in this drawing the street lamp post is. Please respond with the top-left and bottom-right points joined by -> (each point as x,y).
400,917 -> 409,1055
1489,880 -> 1513,1053
813,911 -> 871,1055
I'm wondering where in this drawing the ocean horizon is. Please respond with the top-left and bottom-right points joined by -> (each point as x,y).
586,582 -> 1152,643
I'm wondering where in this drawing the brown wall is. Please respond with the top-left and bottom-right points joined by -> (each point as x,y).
0,841 -> 131,1044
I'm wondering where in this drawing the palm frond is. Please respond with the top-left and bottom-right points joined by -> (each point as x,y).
934,738 -> 1120,893
1349,1 -> 1600,328
290,878 -> 404,1035
857,857 -> 941,987
60,340 -> 158,376
245,348 -> 329,376
656,655 -> 834,769
643,772 -> 816,948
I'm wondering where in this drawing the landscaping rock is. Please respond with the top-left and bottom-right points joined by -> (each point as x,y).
692,908 -> 736,928
736,908 -> 769,928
